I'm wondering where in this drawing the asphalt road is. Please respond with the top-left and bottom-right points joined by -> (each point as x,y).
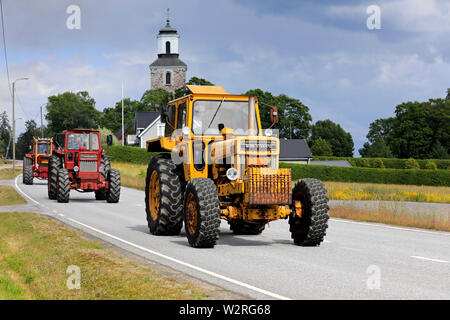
11,175 -> 450,300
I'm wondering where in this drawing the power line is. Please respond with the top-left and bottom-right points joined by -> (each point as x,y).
0,0 -> 11,97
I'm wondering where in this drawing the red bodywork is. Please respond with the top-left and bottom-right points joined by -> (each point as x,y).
57,129 -> 107,191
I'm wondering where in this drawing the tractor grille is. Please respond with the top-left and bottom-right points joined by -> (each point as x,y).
39,157 -> 48,167
80,160 -> 97,172
244,167 -> 292,205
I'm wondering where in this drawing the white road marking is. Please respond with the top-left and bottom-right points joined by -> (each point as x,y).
411,256 -> 449,264
330,218 -> 450,236
66,217 -> 291,300
14,175 -> 40,205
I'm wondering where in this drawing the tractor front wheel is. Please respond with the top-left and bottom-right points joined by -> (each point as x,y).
57,168 -> 70,203
289,178 -> 329,246
184,178 -> 221,248
106,169 -> 121,203
22,157 -> 33,185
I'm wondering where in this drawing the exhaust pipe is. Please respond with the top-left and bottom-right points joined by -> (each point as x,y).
248,96 -> 256,136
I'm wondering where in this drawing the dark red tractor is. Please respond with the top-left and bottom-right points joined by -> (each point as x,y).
47,129 -> 120,203
23,137 -> 53,185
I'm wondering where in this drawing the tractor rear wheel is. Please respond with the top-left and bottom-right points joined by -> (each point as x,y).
145,154 -> 184,235
22,157 -> 33,185
106,168 -> 121,203
48,156 -> 61,199
229,221 -> 265,235
184,178 -> 221,248
57,168 -> 70,203
289,178 -> 329,246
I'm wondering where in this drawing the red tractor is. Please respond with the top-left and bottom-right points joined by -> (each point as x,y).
47,129 -> 120,203
23,137 -> 54,185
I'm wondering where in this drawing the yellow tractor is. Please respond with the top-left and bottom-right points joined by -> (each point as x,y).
145,85 -> 329,248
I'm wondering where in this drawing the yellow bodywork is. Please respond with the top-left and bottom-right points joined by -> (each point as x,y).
146,86 -> 293,224
32,137 -> 53,165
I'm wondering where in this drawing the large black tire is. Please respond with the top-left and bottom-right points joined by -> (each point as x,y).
106,168 -> 121,203
57,168 -> 70,203
229,221 -> 265,235
48,155 -> 61,200
289,178 -> 329,246
145,154 -> 184,235
184,178 -> 221,248
95,155 -> 110,200
22,157 -> 34,185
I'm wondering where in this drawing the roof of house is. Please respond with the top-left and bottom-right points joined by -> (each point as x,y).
135,111 -> 160,130
137,115 -> 161,138
279,139 -> 312,160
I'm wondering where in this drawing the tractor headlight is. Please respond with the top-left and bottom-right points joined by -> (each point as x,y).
265,128 -> 273,137
182,126 -> 191,136
73,166 -> 79,172
226,168 -> 238,181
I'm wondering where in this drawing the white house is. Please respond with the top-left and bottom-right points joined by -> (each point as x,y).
136,112 -> 165,148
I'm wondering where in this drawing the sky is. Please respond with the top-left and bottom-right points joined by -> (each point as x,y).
1,0 -> 449,155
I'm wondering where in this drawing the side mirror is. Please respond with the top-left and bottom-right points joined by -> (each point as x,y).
270,106 -> 279,124
160,106 -> 167,124
106,134 -> 113,146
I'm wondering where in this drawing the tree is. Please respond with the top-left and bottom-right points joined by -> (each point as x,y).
389,99 -> 449,159
175,77 -> 214,98
244,89 -> 312,139
140,88 -> 173,111
46,91 -> 100,135
310,137 -> 333,156
16,120 -> 40,159
100,98 -> 142,134
310,119 -> 354,157
359,138 -> 393,158
0,111 -> 11,158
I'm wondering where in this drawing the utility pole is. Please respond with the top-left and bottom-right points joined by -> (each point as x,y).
121,81 -> 124,146
40,104 -> 44,138
12,77 -> 29,172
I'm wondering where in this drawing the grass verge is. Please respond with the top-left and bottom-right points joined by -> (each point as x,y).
0,186 -> 26,206
112,162 -> 146,190
324,182 -> 450,204
330,206 -> 449,231
0,212 -> 210,299
0,168 -> 22,180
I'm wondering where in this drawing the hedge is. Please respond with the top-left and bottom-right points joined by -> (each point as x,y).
104,146 -> 161,165
313,156 -> 450,170
280,163 -> 450,186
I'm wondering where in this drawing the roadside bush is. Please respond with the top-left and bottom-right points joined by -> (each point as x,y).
404,158 -> 420,170
280,163 -> 450,186
425,161 -> 437,170
360,158 -> 370,167
373,158 -> 385,168
104,145 -> 162,164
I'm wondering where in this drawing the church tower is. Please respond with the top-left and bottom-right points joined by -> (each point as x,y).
150,10 -> 187,93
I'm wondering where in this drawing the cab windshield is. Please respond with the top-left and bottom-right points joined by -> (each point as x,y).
67,133 -> 100,151
192,100 -> 258,136
37,143 -> 50,154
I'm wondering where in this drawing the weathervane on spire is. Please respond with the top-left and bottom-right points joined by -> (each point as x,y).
166,8 -> 170,23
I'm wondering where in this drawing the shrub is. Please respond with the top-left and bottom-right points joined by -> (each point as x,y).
104,145 -> 162,164
279,163 -> 450,186
360,158 -> 370,167
373,158 -> 385,168
425,161 -> 437,170
404,158 -> 420,170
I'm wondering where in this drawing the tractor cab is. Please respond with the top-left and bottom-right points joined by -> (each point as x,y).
23,137 -> 54,184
